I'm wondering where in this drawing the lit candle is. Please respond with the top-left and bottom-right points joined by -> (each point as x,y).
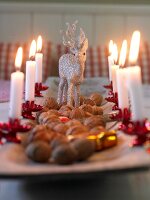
111,43 -> 119,93
116,40 -> 129,109
127,30 -> 144,121
108,40 -> 114,81
116,68 -> 129,109
35,35 -> 43,83
25,40 -> 36,101
9,47 -> 24,119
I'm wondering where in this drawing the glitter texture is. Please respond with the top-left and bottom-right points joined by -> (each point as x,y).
57,21 -> 88,107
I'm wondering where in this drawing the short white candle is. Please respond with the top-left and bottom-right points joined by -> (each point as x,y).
9,47 -> 24,119
126,66 -> 144,121
111,64 -> 119,93
116,68 -> 129,109
35,35 -> 43,83
25,40 -> 36,101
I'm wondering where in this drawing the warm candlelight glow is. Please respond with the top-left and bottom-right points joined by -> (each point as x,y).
15,47 -> 23,70
109,40 -> 114,55
29,40 -> 36,60
119,40 -> 127,67
112,43 -> 118,64
37,35 -> 42,53
129,30 -> 141,64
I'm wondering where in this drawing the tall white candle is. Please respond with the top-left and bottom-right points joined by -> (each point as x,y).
116,68 -> 129,109
111,64 -> 119,93
9,47 -> 24,119
108,55 -> 114,81
35,35 -> 43,83
25,40 -> 36,101
126,66 -> 144,121
108,40 -> 114,81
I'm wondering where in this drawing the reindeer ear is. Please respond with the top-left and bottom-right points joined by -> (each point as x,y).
81,38 -> 88,51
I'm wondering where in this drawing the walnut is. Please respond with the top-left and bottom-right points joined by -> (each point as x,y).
80,104 -> 93,114
26,141 -> 51,163
50,135 -> 68,150
35,107 -> 49,122
39,113 -> 60,125
47,109 -> 60,116
23,120 -> 37,128
59,105 -> 73,117
51,144 -> 77,165
84,112 -> 93,118
28,130 -> 52,144
66,119 -> 82,127
83,98 -> 95,106
38,112 -> 49,124
84,116 -> 106,129
59,105 -> 73,112
43,97 -> 59,110
60,110 -> 71,118
89,92 -> 103,106
70,108 -> 86,119
46,121 -> 61,129
70,138 -> 95,161
92,105 -> 103,115
66,125 -> 88,135
53,123 -> 68,135
30,125 -> 47,135
79,95 -> 86,105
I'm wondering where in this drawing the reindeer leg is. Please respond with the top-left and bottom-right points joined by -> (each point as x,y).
74,84 -> 80,107
57,78 -> 65,105
62,79 -> 68,104
67,80 -> 74,106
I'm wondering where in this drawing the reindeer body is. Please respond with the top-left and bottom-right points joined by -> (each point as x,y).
57,21 -> 88,107
59,53 -> 84,83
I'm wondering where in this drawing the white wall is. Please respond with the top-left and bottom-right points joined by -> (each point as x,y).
0,3 -> 150,46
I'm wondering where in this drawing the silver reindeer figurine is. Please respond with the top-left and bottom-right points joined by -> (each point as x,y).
57,21 -> 88,107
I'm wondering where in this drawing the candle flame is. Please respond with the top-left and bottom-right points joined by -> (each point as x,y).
15,47 -> 23,70
29,40 -> 36,60
112,43 -> 118,64
37,35 -> 42,52
109,40 -> 114,55
129,30 -> 141,64
119,40 -> 127,67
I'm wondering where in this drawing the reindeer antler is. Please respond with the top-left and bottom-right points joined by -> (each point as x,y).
61,21 -> 78,49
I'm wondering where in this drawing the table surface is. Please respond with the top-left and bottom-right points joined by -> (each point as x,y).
1,79 -> 150,200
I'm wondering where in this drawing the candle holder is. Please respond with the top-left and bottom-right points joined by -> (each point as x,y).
103,81 -> 113,90
22,101 -> 43,120
119,119 -> 150,147
0,118 -> 31,144
35,82 -> 49,97
110,108 -> 131,123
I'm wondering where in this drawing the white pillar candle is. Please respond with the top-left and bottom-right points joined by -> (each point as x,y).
116,68 -> 129,109
108,55 -> 114,81
9,47 -> 24,119
25,61 -> 36,101
25,40 -> 36,101
9,71 -> 24,119
35,53 -> 43,83
35,35 -> 43,83
126,66 -> 144,121
111,65 -> 119,93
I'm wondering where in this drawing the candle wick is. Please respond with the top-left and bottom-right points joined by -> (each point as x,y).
16,67 -> 20,72
30,56 -> 35,61
37,50 -> 42,54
